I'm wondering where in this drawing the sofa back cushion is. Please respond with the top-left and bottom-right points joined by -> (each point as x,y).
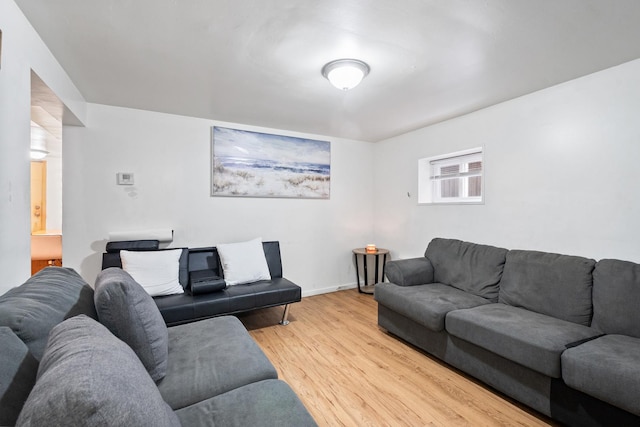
425,238 -> 508,301
16,315 -> 180,427
0,327 -> 38,426
498,250 -> 595,326
94,268 -> 169,382
0,267 -> 97,361
592,259 -> 640,337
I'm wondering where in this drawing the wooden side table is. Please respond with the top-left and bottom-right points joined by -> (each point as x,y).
353,248 -> 390,294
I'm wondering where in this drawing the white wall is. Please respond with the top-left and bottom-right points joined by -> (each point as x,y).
64,104 -> 374,295
373,58 -> 640,263
45,136 -> 63,231
0,1 -> 85,294
4,0 -> 640,296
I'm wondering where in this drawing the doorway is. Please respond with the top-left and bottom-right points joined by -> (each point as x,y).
30,72 -> 63,274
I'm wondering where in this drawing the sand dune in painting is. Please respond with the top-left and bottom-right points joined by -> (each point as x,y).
213,158 -> 330,198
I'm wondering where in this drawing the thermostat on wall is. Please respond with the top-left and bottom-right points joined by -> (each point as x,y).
116,172 -> 135,185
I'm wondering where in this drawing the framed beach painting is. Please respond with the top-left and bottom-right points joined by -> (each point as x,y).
211,126 -> 330,199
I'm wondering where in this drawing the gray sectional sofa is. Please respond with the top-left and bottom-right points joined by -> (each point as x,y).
0,266 -> 316,426
375,238 -> 640,427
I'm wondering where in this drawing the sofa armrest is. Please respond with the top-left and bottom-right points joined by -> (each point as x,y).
385,257 -> 434,286
189,270 -> 227,295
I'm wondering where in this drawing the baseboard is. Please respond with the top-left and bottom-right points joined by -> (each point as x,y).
302,282 -> 357,297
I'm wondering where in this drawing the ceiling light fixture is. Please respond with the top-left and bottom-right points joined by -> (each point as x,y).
321,59 -> 370,91
30,149 -> 49,160
30,124 -> 49,161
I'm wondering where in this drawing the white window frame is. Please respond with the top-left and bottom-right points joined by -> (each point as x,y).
418,147 -> 484,205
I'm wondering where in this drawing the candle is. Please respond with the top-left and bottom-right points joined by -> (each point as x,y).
366,244 -> 377,253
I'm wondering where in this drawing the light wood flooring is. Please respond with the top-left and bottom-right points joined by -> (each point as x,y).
238,289 -> 559,427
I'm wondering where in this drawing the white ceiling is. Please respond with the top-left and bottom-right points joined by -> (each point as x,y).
16,0 -> 640,142
31,72 -> 63,158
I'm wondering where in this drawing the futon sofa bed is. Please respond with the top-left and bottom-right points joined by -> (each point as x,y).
375,238 -> 640,427
0,266 -> 316,426
102,240 -> 301,326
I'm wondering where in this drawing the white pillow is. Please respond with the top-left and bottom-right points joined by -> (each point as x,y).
217,238 -> 271,286
120,249 -> 184,296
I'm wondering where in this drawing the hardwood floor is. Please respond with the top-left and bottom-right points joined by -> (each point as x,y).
239,289 -> 559,427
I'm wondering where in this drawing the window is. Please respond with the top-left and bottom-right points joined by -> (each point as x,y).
418,147 -> 483,204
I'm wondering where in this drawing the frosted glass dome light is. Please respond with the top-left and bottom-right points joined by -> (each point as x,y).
321,59 -> 370,91
30,124 -> 49,160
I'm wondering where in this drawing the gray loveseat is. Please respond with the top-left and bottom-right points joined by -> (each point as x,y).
0,267 -> 316,426
375,238 -> 640,427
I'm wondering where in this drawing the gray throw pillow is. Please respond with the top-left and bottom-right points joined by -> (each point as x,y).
0,327 -> 38,426
16,315 -> 180,427
94,267 -> 169,382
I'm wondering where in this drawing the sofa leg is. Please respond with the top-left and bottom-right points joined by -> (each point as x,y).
280,304 -> 291,325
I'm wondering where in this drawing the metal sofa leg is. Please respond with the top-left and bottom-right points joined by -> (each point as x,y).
279,304 -> 291,325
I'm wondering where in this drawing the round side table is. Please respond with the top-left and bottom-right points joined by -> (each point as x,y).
352,248 -> 390,294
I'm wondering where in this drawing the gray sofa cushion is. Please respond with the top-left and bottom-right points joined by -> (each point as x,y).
16,315 -> 180,427
0,327 -> 38,426
375,282 -> 491,332
498,250 -> 595,326
384,257 -> 434,286
562,334 -> 640,416
0,267 -> 97,361
425,238 -> 507,301
446,304 -> 600,378
175,379 -> 317,426
94,267 -> 169,382
592,259 -> 640,337
157,315 -> 278,410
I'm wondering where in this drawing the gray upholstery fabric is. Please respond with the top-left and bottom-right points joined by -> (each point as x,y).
175,379 -> 317,426
384,257 -> 434,286
16,315 -> 180,427
498,250 -> 595,326
158,315 -> 278,410
562,334 -> 640,416
377,304 -> 450,360
446,304 -> 600,378
446,335 -> 553,417
0,327 -> 38,426
94,267 -> 169,382
425,238 -> 507,301
0,267 -> 97,361
592,259 -> 640,337
378,305 -> 554,416
375,282 -> 491,332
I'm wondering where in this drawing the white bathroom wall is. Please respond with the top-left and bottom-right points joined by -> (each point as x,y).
64,104 -> 375,294
0,1 -> 85,294
373,58 -> 640,263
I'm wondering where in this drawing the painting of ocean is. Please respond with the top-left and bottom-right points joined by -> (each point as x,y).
212,126 -> 330,198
